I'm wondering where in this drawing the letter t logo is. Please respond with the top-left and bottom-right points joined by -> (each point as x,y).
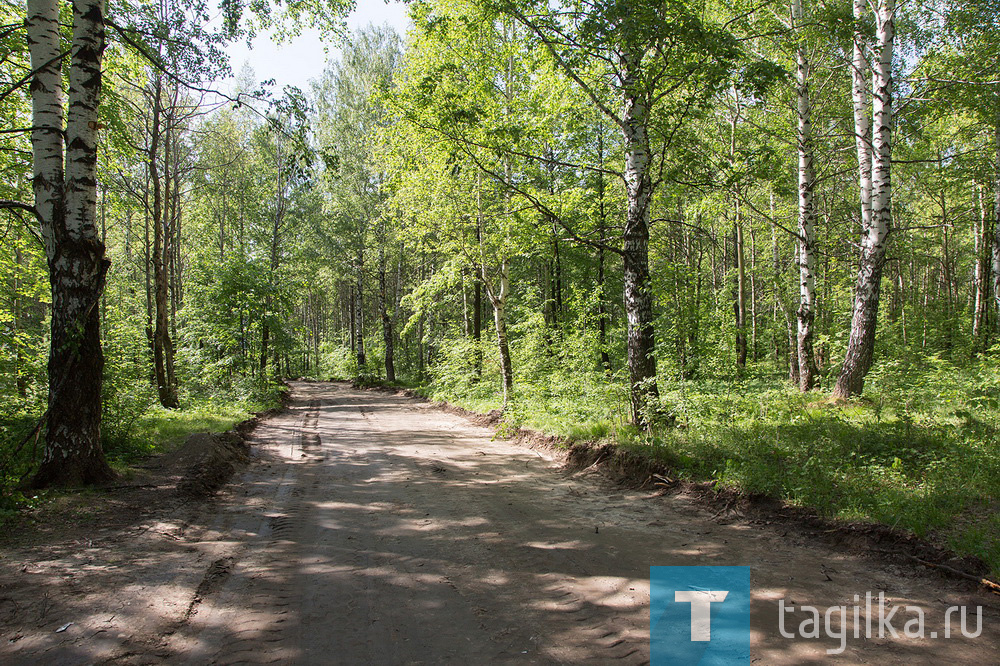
675,590 -> 729,641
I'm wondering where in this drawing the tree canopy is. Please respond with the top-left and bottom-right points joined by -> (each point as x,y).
5,0 -> 1000,574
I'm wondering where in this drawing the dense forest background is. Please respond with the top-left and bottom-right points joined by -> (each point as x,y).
3,0 -> 1000,573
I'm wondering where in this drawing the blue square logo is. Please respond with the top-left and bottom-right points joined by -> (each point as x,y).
650,566 -> 754,665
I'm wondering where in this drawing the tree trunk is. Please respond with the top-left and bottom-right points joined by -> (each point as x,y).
596,127 -> 612,373
991,127 -> 1000,334
621,55 -> 658,425
349,287 -> 356,355
29,0 -> 115,486
733,213 -> 748,369
378,242 -> 395,382
473,274 -> 482,379
794,0 -> 818,391
144,201 -> 153,367
471,179 -> 484,380
749,223 -> 758,362
779,296 -> 800,386
260,137 -> 287,379
851,0 -> 873,236
355,248 -> 366,368
973,185 -> 991,347
12,244 -> 27,399
834,0 -> 895,399
940,193 -> 954,352
486,259 -> 514,409
149,74 -> 178,408
260,319 -> 270,375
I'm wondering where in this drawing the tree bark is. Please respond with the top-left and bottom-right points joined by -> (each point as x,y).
733,213 -> 748,369
794,0 -> 818,391
29,0 -> 116,486
991,127 -> 1000,334
486,259 -> 514,409
149,74 -> 178,408
473,274 -> 482,379
834,0 -> 895,399
355,248 -> 366,368
851,0 -> 873,236
261,131 -> 289,378
621,52 -> 658,425
596,126 -> 612,373
471,177 -> 484,380
973,185 -> 991,347
378,241 -> 395,382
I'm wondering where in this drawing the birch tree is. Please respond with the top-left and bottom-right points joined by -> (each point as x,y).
314,26 -> 402,377
386,3 -> 540,408
834,0 -> 895,399
494,0 -> 742,424
793,0 -> 817,390
24,0 -> 116,485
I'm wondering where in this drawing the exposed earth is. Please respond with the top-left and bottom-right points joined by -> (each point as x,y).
1,381 -> 998,664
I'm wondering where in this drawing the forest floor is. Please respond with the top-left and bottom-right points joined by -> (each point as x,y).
1,381 -> 999,664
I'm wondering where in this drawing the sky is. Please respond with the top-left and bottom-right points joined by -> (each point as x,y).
224,0 -> 411,93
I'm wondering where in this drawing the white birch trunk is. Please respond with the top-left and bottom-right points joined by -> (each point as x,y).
834,0 -> 895,399
991,127 -> 1000,327
621,49 -> 659,425
64,0 -> 104,241
794,0 -> 817,391
851,0 -> 873,233
29,0 -> 115,486
490,258 -> 513,409
973,185 -> 990,345
26,0 -> 63,260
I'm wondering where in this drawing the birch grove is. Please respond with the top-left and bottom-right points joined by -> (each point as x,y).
5,0 -> 1000,494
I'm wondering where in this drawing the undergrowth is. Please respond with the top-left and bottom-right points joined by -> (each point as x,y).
0,380 -> 281,523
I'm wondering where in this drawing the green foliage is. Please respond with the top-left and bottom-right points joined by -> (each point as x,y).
637,362 -> 1000,575
424,339 -> 1000,575
4,0 -> 1000,582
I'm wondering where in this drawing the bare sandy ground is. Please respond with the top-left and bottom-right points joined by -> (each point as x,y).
1,380 -> 998,664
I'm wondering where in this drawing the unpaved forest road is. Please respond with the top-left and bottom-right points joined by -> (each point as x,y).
3,381 -> 999,664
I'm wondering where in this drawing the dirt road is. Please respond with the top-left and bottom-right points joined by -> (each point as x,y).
2,381 -> 998,663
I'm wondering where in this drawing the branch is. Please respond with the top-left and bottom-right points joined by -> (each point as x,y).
0,200 -> 44,246
498,4 -> 624,129
403,116 -> 624,255
0,48 -> 71,104
106,19 -> 294,138
0,199 -> 41,221
650,218 -> 722,248
457,140 -> 623,256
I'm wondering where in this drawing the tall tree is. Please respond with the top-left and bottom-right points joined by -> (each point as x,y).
25,0 -> 116,485
495,0 -> 742,423
314,26 -> 402,377
146,72 -> 181,407
793,0 -> 818,390
834,0 -> 896,399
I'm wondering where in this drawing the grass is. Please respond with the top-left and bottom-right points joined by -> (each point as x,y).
0,386 -> 280,521
104,402 -> 260,471
418,355 -> 1000,577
